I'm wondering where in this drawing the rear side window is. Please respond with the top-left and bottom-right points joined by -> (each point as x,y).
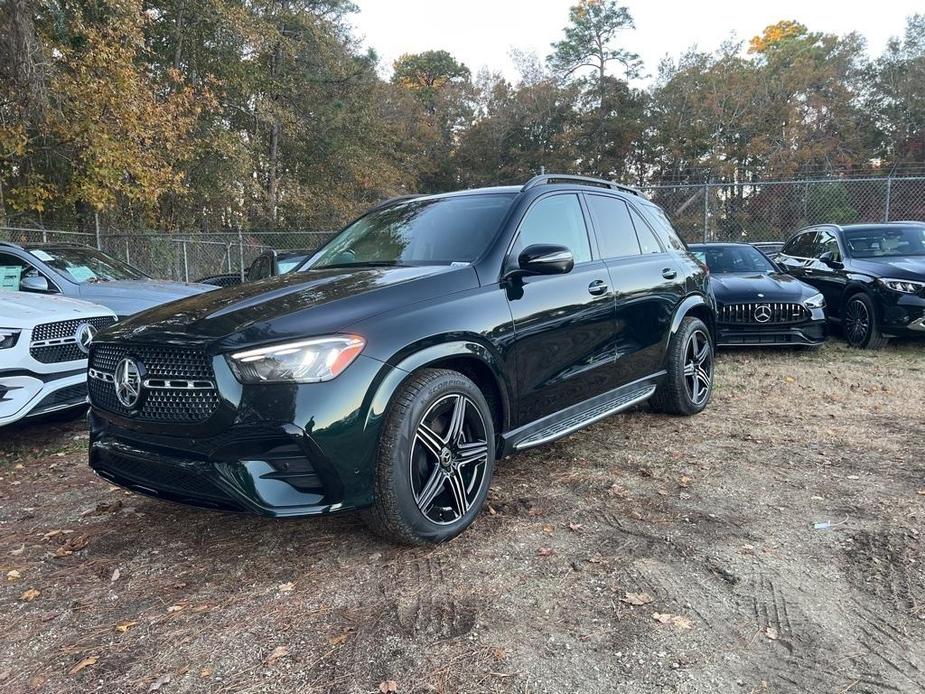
628,207 -> 664,254
637,204 -> 687,251
512,194 -> 592,264
586,194 -> 640,258
783,232 -> 817,258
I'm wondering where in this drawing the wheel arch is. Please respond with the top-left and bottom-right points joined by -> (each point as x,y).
366,339 -> 512,437
670,294 -> 715,342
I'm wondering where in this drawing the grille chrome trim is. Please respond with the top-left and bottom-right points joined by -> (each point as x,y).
143,378 -> 215,390
89,368 -> 115,383
717,302 -> 808,325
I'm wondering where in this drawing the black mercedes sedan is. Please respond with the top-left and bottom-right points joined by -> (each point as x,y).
776,222 -> 925,348
690,243 -> 826,347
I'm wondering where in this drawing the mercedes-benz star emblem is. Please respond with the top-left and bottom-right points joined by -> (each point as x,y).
114,357 -> 143,409
75,323 -> 97,354
754,304 -> 772,323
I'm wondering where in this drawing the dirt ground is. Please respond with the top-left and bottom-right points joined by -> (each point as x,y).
1,342 -> 924,694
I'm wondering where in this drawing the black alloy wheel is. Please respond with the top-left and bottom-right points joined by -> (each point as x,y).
844,294 -> 887,349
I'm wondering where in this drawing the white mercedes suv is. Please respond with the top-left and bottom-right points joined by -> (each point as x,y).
0,292 -> 116,426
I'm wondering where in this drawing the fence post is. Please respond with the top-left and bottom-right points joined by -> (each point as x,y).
94,213 -> 101,250
125,239 -> 130,264
238,227 -> 245,282
884,177 -> 892,222
182,240 -> 189,282
702,182 -> 709,243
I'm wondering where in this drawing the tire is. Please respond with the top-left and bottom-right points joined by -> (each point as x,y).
843,293 -> 888,349
650,316 -> 714,416
363,368 -> 496,545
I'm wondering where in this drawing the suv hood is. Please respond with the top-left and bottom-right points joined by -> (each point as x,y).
850,256 -> 925,280
710,272 -> 817,303
102,264 -> 479,351
78,279 -> 215,317
0,291 -> 115,328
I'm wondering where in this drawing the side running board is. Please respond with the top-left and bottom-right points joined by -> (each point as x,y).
512,383 -> 656,451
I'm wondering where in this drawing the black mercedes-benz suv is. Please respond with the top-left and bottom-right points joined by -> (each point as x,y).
776,222 -> 925,348
87,175 -> 715,544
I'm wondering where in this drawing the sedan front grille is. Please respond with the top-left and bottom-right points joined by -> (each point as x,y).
88,343 -> 220,423
29,316 -> 116,363
718,303 -> 808,325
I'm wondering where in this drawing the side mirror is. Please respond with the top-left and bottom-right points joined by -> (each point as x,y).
20,275 -> 50,292
517,244 -> 574,276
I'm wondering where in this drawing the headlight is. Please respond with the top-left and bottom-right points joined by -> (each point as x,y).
0,328 -> 21,350
804,293 -> 826,309
879,278 -> 925,294
227,335 -> 365,383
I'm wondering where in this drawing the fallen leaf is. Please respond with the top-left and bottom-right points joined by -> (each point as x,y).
567,522 -> 583,532
20,588 -> 40,602
542,524 -> 554,535
620,592 -> 653,606
679,475 -> 693,487
278,582 -> 294,592
378,681 -> 398,693
652,612 -> 693,630
10,544 -> 24,556
6,569 -> 21,581
608,482 -> 626,497
328,630 -> 353,646
54,535 -> 90,557
148,674 -> 171,691
68,656 -> 98,676
166,605 -> 184,613
110,569 -> 121,583
41,529 -> 73,542
265,646 -> 289,665
784,375 -> 796,384
115,621 -> 138,633
537,547 -> 555,557
199,667 -> 213,678
765,626 -> 779,640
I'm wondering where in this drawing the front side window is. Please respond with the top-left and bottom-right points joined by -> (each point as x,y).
783,232 -> 817,258
309,194 -> 516,269
814,230 -> 841,259
511,194 -> 592,264
28,247 -> 146,283
586,194 -> 640,258
844,226 -> 925,258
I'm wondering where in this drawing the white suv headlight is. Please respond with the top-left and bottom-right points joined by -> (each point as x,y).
227,335 -> 365,383
804,293 -> 825,309
879,278 -> 925,294
0,328 -> 21,350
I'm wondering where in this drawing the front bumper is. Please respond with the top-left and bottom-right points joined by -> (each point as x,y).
87,354 -> 393,517
879,293 -> 925,337
0,371 -> 88,427
716,313 -> 827,347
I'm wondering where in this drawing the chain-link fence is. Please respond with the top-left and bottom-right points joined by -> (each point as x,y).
639,176 -> 925,244
2,176 -> 924,280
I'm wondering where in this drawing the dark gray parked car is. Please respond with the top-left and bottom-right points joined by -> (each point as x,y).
0,242 -> 215,318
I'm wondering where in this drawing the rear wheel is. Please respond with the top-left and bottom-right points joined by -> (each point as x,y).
364,369 -> 495,545
843,293 -> 888,349
650,316 -> 714,416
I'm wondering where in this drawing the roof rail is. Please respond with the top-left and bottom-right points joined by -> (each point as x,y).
888,220 -> 925,225
521,174 -> 642,197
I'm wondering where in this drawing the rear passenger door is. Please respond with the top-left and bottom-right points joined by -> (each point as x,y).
586,194 -> 684,380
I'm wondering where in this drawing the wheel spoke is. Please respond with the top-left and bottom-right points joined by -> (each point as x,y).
456,440 -> 488,466
690,371 -> 700,402
446,469 -> 470,516
683,361 -> 696,377
445,395 -> 467,445
415,466 -> 446,513
415,423 -> 444,460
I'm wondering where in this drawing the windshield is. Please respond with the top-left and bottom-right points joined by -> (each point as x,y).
307,194 -> 516,269
844,226 -> 925,258
29,246 -> 147,283
277,255 -> 309,274
691,245 -> 776,274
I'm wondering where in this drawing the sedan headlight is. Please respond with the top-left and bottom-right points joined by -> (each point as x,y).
803,293 -> 826,309
879,278 -> 925,294
0,328 -> 21,350
227,335 -> 365,384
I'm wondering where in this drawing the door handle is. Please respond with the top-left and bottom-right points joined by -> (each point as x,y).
587,279 -> 608,295
661,268 -> 677,279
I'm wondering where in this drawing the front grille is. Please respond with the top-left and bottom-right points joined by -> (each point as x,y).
28,383 -> 88,415
30,316 -> 116,363
89,343 -> 220,423
718,303 -> 808,325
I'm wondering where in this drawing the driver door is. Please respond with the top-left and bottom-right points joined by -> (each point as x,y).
504,193 -> 619,426
803,229 -> 847,314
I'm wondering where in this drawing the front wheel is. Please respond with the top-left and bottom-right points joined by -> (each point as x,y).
843,293 -> 888,349
364,369 -> 495,545
650,316 -> 714,416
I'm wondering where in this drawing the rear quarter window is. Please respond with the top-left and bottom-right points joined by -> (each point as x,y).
636,203 -> 687,251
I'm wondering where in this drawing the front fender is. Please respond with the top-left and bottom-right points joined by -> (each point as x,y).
365,339 -> 512,434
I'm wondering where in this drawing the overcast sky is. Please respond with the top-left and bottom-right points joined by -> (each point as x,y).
350,0 -> 921,83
